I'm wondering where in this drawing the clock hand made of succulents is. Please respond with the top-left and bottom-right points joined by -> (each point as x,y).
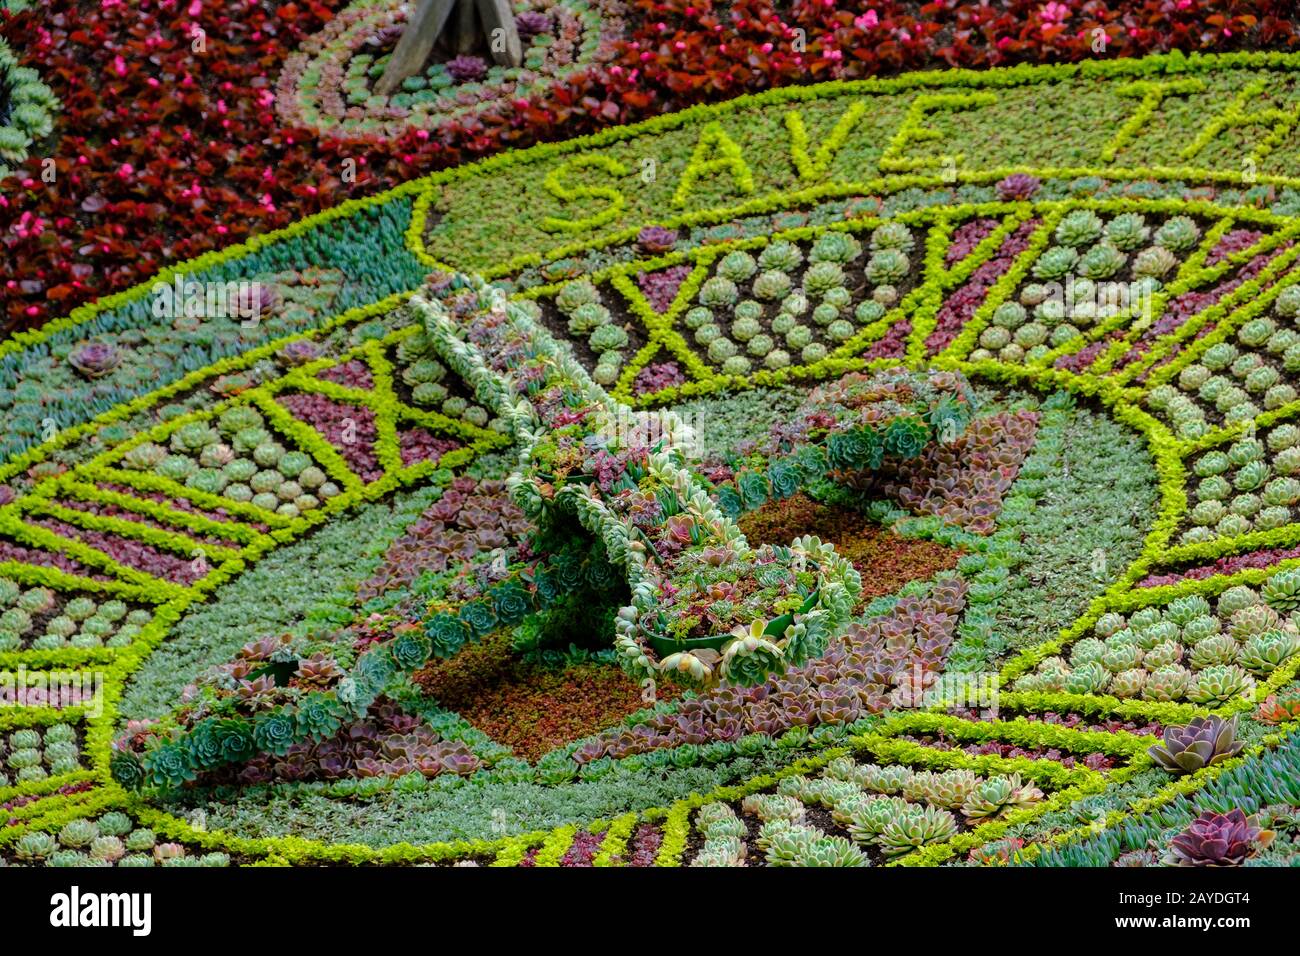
4,52 -> 1300,868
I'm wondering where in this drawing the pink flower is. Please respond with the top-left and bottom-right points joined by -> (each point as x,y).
1041,2 -> 1070,23
854,10 -> 879,29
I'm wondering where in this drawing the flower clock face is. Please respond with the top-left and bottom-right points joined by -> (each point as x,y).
6,53 -> 1300,869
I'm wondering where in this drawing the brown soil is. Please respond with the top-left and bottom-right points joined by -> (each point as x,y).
413,632 -> 682,762
737,493 -> 962,608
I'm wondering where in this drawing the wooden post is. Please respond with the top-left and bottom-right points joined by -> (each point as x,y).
374,0 -> 458,96
474,0 -> 523,68
373,0 -> 524,95
454,0 -> 479,55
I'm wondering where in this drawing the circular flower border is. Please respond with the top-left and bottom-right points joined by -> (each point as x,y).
275,0 -> 627,140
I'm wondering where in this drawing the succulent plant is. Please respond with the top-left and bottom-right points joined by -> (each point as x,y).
740,793 -> 804,824
1187,664 -> 1255,705
1055,209 -> 1105,247
858,764 -> 912,794
68,342 -> 122,379
1110,668 -> 1148,698
717,250 -> 757,283
1155,215 -> 1201,252
1189,634 -> 1240,670
1104,212 -> 1150,250
1238,630 -> 1300,674
1133,245 -> 1178,278
879,805 -> 959,857
869,222 -> 914,253
1064,661 -> 1110,694
13,830 -> 58,862
752,270 -> 794,301
58,818 -> 100,849
1168,809 -> 1259,866
1148,716 -> 1244,774
918,768 -> 981,810
122,442 -> 169,471
698,276 -> 739,308
1032,245 -> 1079,280
960,774 -> 1044,819
1228,604 -> 1280,641
1261,567 -> 1300,612
124,828 -> 157,852
1077,242 -> 1126,280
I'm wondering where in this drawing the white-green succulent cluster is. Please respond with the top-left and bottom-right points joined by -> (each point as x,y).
0,36 -> 58,180
1017,579 -> 1300,703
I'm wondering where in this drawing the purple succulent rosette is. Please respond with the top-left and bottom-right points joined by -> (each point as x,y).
995,173 -> 1041,201
636,225 -> 679,255
68,341 -> 122,379
274,0 -> 629,139
1168,809 -> 1261,866
1147,715 -> 1244,773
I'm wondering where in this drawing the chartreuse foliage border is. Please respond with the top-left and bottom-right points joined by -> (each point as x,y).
7,51 -> 1300,863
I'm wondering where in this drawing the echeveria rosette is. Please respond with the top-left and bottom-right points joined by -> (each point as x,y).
141,741 -> 197,790
826,426 -> 884,472
1167,809 -> 1262,866
350,650 -> 396,708
109,749 -> 145,790
388,628 -> 432,671
492,580 -> 535,627
527,562 -> 566,608
735,470 -> 771,511
882,416 -> 930,459
719,621 -> 787,686
714,484 -> 744,518
68,341 -> 122,379
766,459 -> 804,500
458,599 -> 498,638
214,718 -> 255,765
185,719 -> 227,772
426,612 -> 471,657
296,694 -> 346,739
1147,715 -> 1244,774
252,709 -> 299,757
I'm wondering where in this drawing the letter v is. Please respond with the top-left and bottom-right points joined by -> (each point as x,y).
786,100 -> 868,183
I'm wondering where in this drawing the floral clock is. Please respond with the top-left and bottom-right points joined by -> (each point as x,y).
3,52 -> 1300,868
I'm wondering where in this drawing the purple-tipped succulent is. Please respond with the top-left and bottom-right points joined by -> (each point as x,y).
278,338 -> 323,366
1168,809 -> 1260,866
995,173 -> 1041,201
514,12 -> 552,39
636,225 -> 678,255
68,341 -> 122,379
234,282 -> 279,321
1148,715 -> 1244,774
446,55 -> 488,83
